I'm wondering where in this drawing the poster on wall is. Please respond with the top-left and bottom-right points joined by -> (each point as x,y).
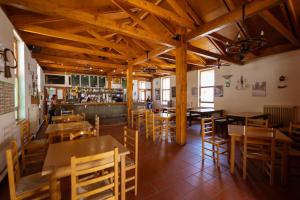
192,87 -> 197,96
214,85 -> 224,97
252,81 -> 266,97
155,89 -> 160,100
171,86 -> 176,98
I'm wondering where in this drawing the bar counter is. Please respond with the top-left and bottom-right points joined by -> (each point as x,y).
58,102 -> 127,123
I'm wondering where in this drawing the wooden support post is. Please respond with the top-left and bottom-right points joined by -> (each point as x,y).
108,76 -> 112,89
127,66 -> 133,125
176,31 -> 187,145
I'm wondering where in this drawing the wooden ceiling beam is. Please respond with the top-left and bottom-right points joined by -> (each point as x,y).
27,40 -> 130,60
187,44 -> 240,64
165,0 -> 193,22
187,0 -> 284,41
120,0 -> 195,28
159,54 -> 206,67
133,46 -> 174,65
18,25 -> 132,56
286,0 -> 299,37
33,53 -> 126,69
0,0 -> 178,47
260,10 -> 300,46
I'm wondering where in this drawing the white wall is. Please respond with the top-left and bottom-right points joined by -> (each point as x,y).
0,8 -> 44,181
152,71 -> 199,109
215,49 -> 300,119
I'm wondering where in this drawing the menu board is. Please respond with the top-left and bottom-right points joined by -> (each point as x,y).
71,75 -> 80,86
90,76 -> 98,87
99,77 -> 106,88
0,81 -> 14,115
81,75 -> 89,87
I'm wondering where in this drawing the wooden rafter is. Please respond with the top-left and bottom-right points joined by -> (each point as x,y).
121,0 -> 195,28
18,25 -> 132,56
187,0 -> 284,41
133,46 -> 174,65
0,0 -> 178,46
33,53 -> 125,69
165,0 -> 192,21
26,40 -> 130,60
260,10 -> 300,46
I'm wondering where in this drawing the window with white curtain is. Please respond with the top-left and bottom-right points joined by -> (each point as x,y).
161,77 -> 171,105
199,70 -> 215,108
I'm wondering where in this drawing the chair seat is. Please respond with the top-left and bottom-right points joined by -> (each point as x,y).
77,179 -> 113,200
204,136 -> 227,145
26,138 -> 48,150
16,173 -> 49,196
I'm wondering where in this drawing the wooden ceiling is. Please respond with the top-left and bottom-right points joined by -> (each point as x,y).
1,0 -> 299,78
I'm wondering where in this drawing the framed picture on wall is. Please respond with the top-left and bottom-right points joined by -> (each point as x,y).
171,87 -> 176,98
252,81 -> 266,97
155,89 -> 160,100
214,85 -> 224,97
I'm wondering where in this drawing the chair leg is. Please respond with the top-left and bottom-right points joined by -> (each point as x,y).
217,146 -> 220,168
243,155 -> 247,180
134,167 -> 138,196
202,142 -> 205,161
212,144 -> 215,162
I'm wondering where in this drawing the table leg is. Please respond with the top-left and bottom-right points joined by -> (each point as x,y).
281,143 -> 288,184
230,136 -> 236,174
121,155 -> 126,200
189,112 -> 192,127
50,171 -> 59,200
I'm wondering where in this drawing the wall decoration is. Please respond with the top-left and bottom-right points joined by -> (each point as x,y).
215,85 -> 224,97
236,75 -> 249,90
278,75 -> 288,89
222,74 -> 232,87
171,86 -> 176,98
155,88 -> 160,100
252,81 -> 266,97
192,87 -> 197,96
0,81 -> 14,115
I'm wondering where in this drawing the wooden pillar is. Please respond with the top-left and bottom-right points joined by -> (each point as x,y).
127,66 -> 133,124
176,32 -> 187,145
108,75 -> 112,89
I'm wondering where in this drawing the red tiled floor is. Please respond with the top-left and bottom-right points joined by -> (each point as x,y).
1,122 -> 300,200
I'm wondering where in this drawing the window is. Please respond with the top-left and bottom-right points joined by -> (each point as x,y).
161,77 -> 171,105
138,80 -> 151,102
13,36 -> 19,120
199,70 -> 215,108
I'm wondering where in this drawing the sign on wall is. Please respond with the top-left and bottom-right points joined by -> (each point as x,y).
0,81 -> 14,115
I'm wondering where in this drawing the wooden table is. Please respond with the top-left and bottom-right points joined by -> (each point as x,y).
226,112 -> 268,125
52,114 -> 83,124
155,113 -> 176,136
188,108 -> 224,126
43,135 -> 130,200
228,125 -> 293,184
162,107 -> 192,113
45,121 -> 93,136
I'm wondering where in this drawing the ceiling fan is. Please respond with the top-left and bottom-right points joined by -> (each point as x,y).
203,58 -> 230,69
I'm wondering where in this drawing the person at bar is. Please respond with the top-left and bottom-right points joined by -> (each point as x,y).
48,94 -> 58,124
146,96 -> 152,110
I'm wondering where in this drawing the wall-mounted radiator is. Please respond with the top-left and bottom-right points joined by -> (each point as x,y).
263,105 -> 297,127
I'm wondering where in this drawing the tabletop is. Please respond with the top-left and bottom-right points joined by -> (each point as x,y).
155,112 -> 176,119
52,114 -> 83,122
45,121 -> 93,135
42,135 -> 129,177
189,108 -> 222,113
226,112 -> 265,118
228,125 -> 293,143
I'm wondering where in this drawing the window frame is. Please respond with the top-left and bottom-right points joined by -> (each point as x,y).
199,70 -> 215,108
13,36 -> 20,120
161,77 -> 171,106
138,80 -> 151,102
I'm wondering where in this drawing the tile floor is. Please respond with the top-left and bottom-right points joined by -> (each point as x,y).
0,123 -> 299,200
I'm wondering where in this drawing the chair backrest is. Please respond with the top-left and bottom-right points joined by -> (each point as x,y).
246,118 -> 269,128
201,117 -> 215,139
95,115 -> 100,136
244,126 -> 276,159
124,127 -> 138,164
71,148 -> 119,200
6,140 -> 21,200
19,120 -> 31,165
289,122 -> 300,149
81,112 -> 86,121
70,129 -> 97,141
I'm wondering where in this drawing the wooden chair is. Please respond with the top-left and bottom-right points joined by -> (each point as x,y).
95,115 -> 100,136
123,127 -> 138,196
201,117 -> 228,168
70,148 -> 119,200
69,129 -> 97,141
243,126 -> 276,185
146,112 -> 162,141
19,120 -> 48,174
81,112 -> 86,121
246,118 -> 269,128
6,140 -> 55,200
